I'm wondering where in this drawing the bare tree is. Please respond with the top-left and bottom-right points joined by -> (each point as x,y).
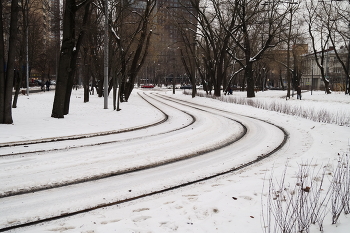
171,0 -> 200,97
108,0 -> 156,102
78,3 -> 103,103
12,0 -> 29,108
226,0 -> 291,98
189,0 -> 236,97
51,0 -> 92,118
325,0 -> 350,94
0,0 -> 19,124
305,0 -> 335,94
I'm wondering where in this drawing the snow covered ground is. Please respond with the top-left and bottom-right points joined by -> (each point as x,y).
1,88 -> 349,232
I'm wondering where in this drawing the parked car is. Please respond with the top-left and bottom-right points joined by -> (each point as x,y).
180,85 -> 192,89
34,79 -> 42,86
141,84 -> 154,88
50,80 -> 56,85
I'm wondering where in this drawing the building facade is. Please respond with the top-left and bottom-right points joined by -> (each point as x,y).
138,0 -> 198,86
302,46 -> 348,91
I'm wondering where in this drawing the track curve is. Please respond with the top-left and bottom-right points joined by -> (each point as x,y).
0,91 -> 287,231
0,93 -> 173,156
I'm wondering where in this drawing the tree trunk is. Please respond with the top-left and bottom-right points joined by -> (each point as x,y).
51,0 -> 76,118
214,76 -> 221,97
12,70 -> 20,108
51,0 -> 91,118
279,68 -> 285,90
83,66 -> 90,103
83,62 -> 90,103
97,78 -> 103,97
13,1 -> 27,109
64,1 -> 91,115
2,0 -> 19,124
82,47 -> 89,103
319,64 -> 331,94
246,62 -> 255,98
0,2 -> 5,123
123,81 -> 133,102
191,77 -> 196,98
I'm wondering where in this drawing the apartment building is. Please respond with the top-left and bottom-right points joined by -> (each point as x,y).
137,0 -> 198,86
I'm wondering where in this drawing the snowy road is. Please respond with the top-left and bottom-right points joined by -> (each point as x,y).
0,92 -> 286,230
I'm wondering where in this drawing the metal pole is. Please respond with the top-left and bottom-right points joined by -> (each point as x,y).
26,0 -> 29,96
285,1 -> 299,98
311,66 -> 313,95
173,69 -> 175,94
104,0 -> 108,109
348,0 -> 350,94
171,49 -> 175,94
346,21 -> 350,94
286,7 -> 292,99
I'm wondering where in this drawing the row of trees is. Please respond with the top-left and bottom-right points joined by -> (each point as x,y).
0,0 -> 157,122
51,0 -> 157,118
176,0 -> 349,98
1,0 -> 60,123
1,0 -> 349,124
305,0 -> 350,94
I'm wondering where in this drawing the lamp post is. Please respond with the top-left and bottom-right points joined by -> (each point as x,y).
285,0 -> 298,99
26,0 -> 29,96
262,67 -> 266,92
344,1 -> 350,95
154,62 -> 160,86
311,64 -> 314,95
103,0 -> 108,109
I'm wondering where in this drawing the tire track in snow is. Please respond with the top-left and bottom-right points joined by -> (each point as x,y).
0,92 -> 188,157
0,92 -> 287,232
0,92 -> 172,151
0,92 -> 194,197
0,92 -> 245,198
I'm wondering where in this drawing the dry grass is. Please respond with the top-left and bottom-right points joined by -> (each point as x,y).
184,91 -> 350,126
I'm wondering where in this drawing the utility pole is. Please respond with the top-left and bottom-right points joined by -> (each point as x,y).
285,0 -> 298,99
104,0 -> 108,109
346,1 -> 350,94
26,0 -> 29,96
311,65 -> 314,95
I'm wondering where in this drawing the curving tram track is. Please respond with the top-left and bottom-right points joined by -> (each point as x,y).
0,91 -> 288,232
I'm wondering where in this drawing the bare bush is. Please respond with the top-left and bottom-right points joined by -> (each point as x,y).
263,163 -> 299,233
331,154 -> 350,224
262,161 -> 331,233
262,154 -> 350,233
182,91 -> 350,126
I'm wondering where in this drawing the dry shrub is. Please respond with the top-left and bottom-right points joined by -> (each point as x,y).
262,154 -> 350,233
183,91 -> 350,126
